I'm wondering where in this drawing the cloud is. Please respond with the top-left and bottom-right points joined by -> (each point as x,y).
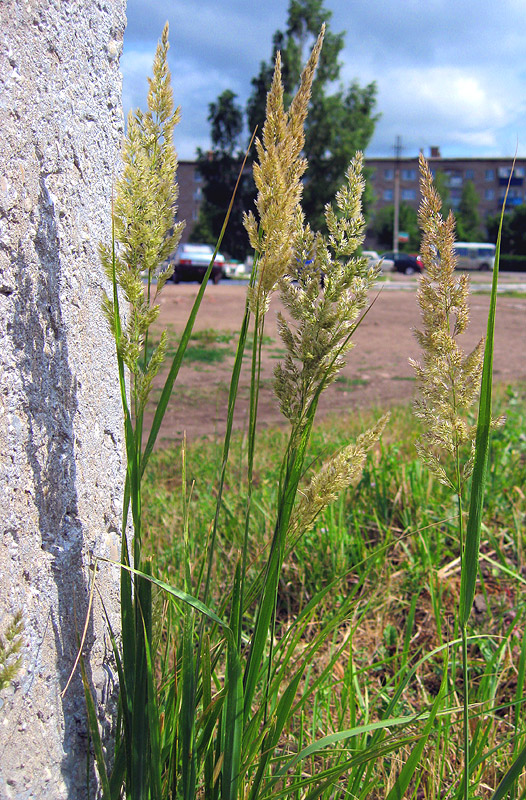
366,65 -> 526,157
121,0 -> 526,160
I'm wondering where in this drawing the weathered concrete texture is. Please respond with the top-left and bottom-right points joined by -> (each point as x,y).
0,1 -> 127,797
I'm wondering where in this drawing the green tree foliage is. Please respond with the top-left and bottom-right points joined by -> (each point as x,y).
433,170 -> 452,216
247,0 -> 378,230
373,203 -> 420,251
456,180 -> 482,241
487,203 -> 526,255
194,0 -> 379,250
190,90 -> 252,260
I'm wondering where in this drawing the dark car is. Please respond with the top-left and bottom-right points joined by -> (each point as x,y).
170,243 -> 225,284
380,252 -> 423,275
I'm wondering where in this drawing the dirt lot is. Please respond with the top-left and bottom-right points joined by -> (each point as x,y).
146,277 -> 526,446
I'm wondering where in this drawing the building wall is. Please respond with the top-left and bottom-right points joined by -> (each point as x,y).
366,151 -> 526,244
175,151 -> 526,251
177,160 -> 203,242
1,2 -> 127,796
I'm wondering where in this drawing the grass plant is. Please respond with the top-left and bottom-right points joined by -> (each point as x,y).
80,22 -> 526,800
0,611 -> 23,692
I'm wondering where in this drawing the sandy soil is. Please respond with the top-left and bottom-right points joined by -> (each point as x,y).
146,277 -> 526,446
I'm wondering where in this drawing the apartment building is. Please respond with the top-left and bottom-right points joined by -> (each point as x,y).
366,147 -> 526,221
177,149 -> 526,246
176,160 -> 204,242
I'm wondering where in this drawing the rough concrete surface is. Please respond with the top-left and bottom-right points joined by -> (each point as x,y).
0,1 -> 127,797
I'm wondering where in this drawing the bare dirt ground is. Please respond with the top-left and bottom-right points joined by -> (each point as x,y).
146,275 -> 526,447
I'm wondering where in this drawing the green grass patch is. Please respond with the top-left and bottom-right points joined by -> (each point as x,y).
183,344 -> 230,364
335,375 -> 370,390
189,327 -> 235,344
472,289 -> 526,298
145,381 -> 525,602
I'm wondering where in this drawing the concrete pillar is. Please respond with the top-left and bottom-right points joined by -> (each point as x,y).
0,1 -> 127,796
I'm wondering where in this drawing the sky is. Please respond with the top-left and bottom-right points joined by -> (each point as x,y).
121,0 -> 526,162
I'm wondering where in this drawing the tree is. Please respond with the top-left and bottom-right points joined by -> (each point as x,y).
373,203 -> 420,252
190,91 -> 252,260
456,180 -> 482,241
487,204 -> 526,255
433,170 -> 452,216
246,0 -> 379,230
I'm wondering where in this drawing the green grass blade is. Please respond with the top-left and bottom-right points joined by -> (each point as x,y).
108,744 -> 126,800
201,635 -> 219,799
79,654 -> 112,800
141,606 -> 162,800
243,412 -> 316,720
181,606 -> 197,800
131,562 -> 152,800
222,636 -> 244,800
248,669 -> 303,800
141,271 -> 213,473
491,742 -> 526,800
384,654 -> 447,800
97,591 -> 132,792
120,485 -> 136,732
459,177 -> 504,627
141,137 -> 254,473
201,290 -> 252,611
514,622 -> 526,753
263,710 -> 438,795
103,559 -> 232,632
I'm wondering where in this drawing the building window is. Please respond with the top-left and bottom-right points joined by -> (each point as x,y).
448,173 -> 463,187
384,168 -> 394,180
401,168 -> 416,181
465,169 -> 474,180
194,170 -> 202,182
401,188 -> 416,201
485,169 -> 495,181
193,187 -> 202,201
383,189 -> 393,201
485,189 -> 494,201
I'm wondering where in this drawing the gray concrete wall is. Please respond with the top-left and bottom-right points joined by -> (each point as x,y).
0,1 -> 127,796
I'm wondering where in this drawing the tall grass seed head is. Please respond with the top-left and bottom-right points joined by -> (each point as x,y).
411,154 -> 485,487
102,23 -> 184,402
289,412 -> 389,542
244,28 -> 325,314
274,153 -> 376,426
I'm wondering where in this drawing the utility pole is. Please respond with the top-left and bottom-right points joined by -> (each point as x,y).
393,135 -> 402,253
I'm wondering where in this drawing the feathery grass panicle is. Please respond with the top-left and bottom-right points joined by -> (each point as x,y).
274,153 -> 378,426
244,27 -> 325,314
289,412 -> 389,541
410,154 -> 485,488
0,611 -> 23,692
100,22 -> 183,411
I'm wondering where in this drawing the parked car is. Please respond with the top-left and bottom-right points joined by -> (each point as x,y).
380,251 -> 423,275
362,250 -> 395,272
170,243 -> 225,284
222,258 -> 247,279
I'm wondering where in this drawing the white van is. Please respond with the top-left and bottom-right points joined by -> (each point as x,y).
453,242 -> 495,271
